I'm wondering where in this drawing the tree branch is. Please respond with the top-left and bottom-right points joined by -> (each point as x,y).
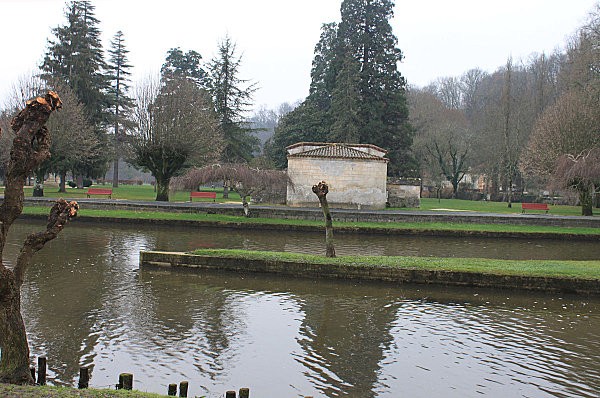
13,199 -> 78,287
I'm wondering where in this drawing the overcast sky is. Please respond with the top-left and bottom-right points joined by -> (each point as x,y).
0,0 -> 597,111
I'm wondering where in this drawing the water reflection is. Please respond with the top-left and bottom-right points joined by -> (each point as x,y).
4,220 -> 600,397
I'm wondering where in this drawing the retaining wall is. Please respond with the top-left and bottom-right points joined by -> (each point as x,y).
139,251 -> 600,295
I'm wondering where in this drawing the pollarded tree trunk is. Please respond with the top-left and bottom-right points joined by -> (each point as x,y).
579,182 -> 594,216
32,170 -> 45,197
155,177 -> 170,201
312,181 -> 336,258
0,92 -> 79,384
0,268 -> 31,384
58,172 -> 67,193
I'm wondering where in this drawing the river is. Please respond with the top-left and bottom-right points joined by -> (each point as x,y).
4,220 -> 600,397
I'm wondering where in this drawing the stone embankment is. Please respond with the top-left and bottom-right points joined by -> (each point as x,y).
140,251 -> 600,295
21,197 -> 600,230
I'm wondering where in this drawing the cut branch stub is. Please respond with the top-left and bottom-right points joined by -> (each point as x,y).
312,181 -> 329,198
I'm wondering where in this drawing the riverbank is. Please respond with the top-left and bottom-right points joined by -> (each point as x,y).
0,383 -> 166,397
140,250 -> 600,295
20,206 -> 600,241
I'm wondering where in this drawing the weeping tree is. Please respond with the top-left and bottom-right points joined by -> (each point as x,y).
0,92 -> 79,384
553,149 -> 600,216
172,163 -> 288,216
312,180 -> 336,258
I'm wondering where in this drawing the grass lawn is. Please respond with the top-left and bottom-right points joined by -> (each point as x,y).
190,249 -> 600,280
1,183 -> 592,216
0,183 -> 243,203
402,197 -> 585,216
20,206 -> 600,236
0,384 -> 168,398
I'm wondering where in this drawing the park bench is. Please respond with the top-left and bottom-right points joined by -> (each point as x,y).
521,202 -> 549,213
190,191 -> 217,202
86,188 -> 113,199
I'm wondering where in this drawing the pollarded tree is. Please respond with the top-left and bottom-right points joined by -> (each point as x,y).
208,36 -> 260,163
107,30 -> 134,188
128,76 -> 222,201
0,92 -> 78,384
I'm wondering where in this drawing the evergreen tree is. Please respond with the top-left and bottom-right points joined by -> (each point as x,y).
330,50 -> 361,143
107,30 -> 134,187
337,0 -> 414,175
41,0 -> 110,127
208,36 -> 259,162
161,47 -> 207,88
266,0 -> 415,175
41,0 -> 111,181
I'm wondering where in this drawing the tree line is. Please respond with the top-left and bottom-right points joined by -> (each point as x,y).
409,4 -> 600,215
0,0 -> 259,201
0,0 -> 598,213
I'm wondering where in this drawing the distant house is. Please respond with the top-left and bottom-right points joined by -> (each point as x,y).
286,142 -> 389,209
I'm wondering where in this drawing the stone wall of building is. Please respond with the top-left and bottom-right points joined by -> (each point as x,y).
387,178 -> 421,208
286,157 -> 388,209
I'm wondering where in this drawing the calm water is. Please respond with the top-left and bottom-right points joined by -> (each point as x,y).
5,220 -> 600,397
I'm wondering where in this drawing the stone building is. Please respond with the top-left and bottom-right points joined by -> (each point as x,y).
286,142 -> 389,209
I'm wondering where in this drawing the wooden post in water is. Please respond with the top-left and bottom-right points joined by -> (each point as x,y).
225,391 -> 236,398
239,387 -> 250,398
168,383 -> 177,396
119,373 -> 133,390
78,367 -> 89,389
179,381 -> 189,397
37,357 -> 47,385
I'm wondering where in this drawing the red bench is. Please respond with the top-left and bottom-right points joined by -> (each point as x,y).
86,188 -> 113,199
521,203 -> 549,213
190,191 -> 216,202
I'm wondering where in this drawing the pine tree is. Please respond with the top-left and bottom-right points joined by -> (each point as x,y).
161,47 -> 207,88
337,0 -> 414,175
107,30 -> 134,187
42,0 -> 109,127
330,50 -> 361,143
208,35 -> 259,162
266,0 -> 415,175
41,0 -> 111,181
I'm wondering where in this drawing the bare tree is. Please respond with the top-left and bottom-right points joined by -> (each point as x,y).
172,163 -> 288,216
554,149 -> 600,215
312,181 -> 335,258
128,75 -> 222,201
0,92 -> 79,384
521,88 -> 600,215
5,76 -> 100,194
409,89 -> 472,197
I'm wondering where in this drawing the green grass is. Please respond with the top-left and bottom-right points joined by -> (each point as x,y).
20,206 -> 600,236
190,248 -> 600,280
0,383 -> 169,398
2,184 -> 590,216
0,183 -> 243,203
402,197 -> 585,216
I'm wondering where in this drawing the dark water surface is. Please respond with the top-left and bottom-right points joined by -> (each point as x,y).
5,220 -> 600,397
